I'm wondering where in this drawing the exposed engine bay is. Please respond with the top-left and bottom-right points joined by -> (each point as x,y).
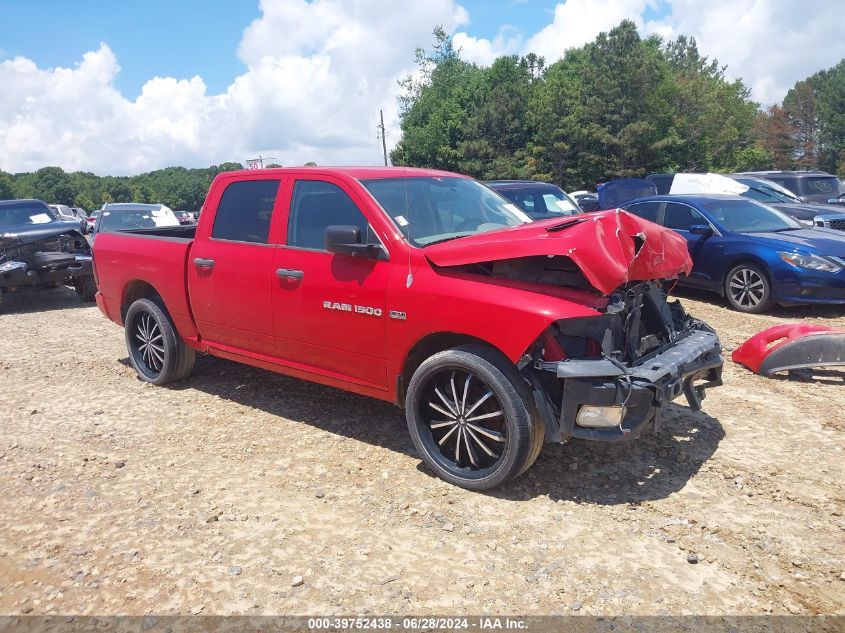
520,281 -> 722,444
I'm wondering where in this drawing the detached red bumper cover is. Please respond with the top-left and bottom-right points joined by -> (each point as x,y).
731,324 -> 845,376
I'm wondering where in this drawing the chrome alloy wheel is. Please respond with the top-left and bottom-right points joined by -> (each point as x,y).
132,312 -> 165,375
729,267 -> 766,309
421,369 -> 507,472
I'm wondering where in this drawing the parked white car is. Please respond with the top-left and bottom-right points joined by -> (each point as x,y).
48,204 -> 88,234
94,203 -> 181,235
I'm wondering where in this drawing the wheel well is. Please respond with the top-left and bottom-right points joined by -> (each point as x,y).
121,280 -> 162,321
398,332 -> 506,406
719,258 -> 770,296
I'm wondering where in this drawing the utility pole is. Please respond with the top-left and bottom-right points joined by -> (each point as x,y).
378,110 -> 388,167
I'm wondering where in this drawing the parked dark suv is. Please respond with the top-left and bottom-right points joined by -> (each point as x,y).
737,170 -> 843,205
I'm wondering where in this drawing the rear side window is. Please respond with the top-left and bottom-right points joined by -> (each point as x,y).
287,180 -> 376,250
625,201 -> 661,223
212,179 -> 280,243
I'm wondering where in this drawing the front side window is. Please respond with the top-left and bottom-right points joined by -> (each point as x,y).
287,180 -> 377,250
361,176 -> 530,246
765,177 -> 797,195
664,203 -> 707,231
211,179 -> 280,243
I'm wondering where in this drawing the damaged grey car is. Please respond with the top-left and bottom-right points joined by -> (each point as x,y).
0,199 -> 96,311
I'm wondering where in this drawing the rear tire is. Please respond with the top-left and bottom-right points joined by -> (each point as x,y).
124,298 -> 195,386
405,344 -> 544,491
724,263 -> 772,313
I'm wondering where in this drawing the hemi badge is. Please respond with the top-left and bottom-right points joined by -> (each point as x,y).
389,310 -> 407,321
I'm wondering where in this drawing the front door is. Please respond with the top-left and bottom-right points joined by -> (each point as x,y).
662,202 -> 720,287
271,176 -> 392,390
188,177 -> 284,354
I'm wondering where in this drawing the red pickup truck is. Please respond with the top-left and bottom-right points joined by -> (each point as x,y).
93,167 -> 722,490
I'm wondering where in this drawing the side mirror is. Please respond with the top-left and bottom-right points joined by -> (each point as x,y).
689,224 -> 713,236
579,199 -> 600,212
325,225 -> 384,259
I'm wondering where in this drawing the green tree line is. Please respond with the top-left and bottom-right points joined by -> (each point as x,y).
392,21 -> 845,189
0,163 -> 244,213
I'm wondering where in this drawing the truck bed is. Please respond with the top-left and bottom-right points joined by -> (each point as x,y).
108,225 -> 197,240
92,228 -> 199,341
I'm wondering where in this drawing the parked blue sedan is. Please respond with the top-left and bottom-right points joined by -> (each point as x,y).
623,194 -> 845,313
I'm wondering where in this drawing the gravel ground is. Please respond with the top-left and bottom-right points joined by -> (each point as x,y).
0,286 -> 843,617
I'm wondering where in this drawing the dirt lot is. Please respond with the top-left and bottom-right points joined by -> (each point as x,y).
0,286 -> 843,617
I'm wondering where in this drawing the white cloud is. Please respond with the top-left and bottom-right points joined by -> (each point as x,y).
453,26 -> 523,66
0,0 -> 469,175
524,0 -> 652,61
0,0 -> 843,175
646,0 -> 845,105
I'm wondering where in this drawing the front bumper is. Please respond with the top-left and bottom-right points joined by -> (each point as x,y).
772,270 -> 845,305
0,254 -> 93,290
540,329 -> 723,442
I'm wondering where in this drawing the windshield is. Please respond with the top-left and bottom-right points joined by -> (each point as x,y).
702,199 -> 802,233
98,207 -> 181,232
734,178 -> 799,203
0,202 -> 57,228
360,176 -> 530,246
498,187 -> 581,218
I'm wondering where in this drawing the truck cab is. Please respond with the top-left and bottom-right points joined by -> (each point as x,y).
93,167 -> 723,490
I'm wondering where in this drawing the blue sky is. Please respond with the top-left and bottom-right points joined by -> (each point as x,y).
0,0 -> 842,175
0,0 -> 260,95
0,0 -> 671,98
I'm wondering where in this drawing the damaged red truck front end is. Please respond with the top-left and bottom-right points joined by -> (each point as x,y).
421,210 -> 723,443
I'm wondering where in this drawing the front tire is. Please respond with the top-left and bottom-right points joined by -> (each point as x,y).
75,275 -> 96,302
124,298 -> 195,385
724,263 -> 772,313
405,344 -> 544,491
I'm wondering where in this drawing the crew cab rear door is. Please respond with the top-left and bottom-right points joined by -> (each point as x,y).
187,175 -> 286,354
271,175 -> 392,390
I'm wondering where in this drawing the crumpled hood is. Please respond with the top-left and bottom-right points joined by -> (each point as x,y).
0,221 -> 84,249
424,210 -> 693,295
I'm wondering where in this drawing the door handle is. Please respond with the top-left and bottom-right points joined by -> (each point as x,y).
193,257 -> 215,268
276,268 -> 304,280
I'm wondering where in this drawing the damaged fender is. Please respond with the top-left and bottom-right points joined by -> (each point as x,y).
731,323 -> 845,376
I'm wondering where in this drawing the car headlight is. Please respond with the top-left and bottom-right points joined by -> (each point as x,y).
778,251 -> 843,273
0,260 -> 27,273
